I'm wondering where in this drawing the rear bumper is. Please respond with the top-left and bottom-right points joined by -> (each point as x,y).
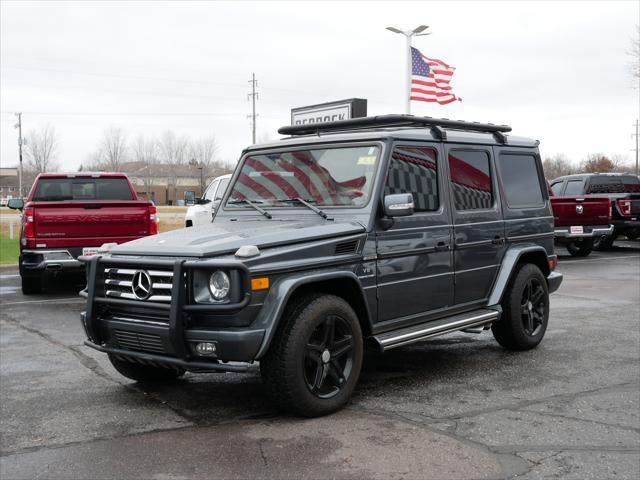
547,271 -> 563,294
20,249 -> 84,274
554,225 -> 614,239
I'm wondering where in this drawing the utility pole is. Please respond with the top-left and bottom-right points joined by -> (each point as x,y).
14,113 -> 23,197
633,119 -> 639,175
247,73 -> 259,144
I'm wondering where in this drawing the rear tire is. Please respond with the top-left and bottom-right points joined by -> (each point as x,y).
492,263 -> 549,351
260,294 -> 363,417
108,354 -> 185,382
21,275 -> 42,295
566,238 -> 594,257
593,234 -> 615,251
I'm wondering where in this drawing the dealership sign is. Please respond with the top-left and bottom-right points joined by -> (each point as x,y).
291,98 -> 367,125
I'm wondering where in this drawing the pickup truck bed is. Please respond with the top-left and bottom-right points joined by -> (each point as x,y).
11,173 -> 158,294
550,195 -> 612,257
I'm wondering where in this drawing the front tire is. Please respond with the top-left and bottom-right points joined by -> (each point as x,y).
566,238 -> 594,257
492,263 -> 549,351
108,354 -> 185,382
260,294 -> 363,417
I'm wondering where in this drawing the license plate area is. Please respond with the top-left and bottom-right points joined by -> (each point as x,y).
570,226 -> 584,235
82,247 -> 100,257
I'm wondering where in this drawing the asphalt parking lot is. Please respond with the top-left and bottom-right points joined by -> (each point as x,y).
1,243 -> 639,479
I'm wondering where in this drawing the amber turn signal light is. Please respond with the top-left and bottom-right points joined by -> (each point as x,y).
251,277 -> 270,291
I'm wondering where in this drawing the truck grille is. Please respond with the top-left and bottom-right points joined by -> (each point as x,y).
113,330 -> 166,354
104,267 -> 173,303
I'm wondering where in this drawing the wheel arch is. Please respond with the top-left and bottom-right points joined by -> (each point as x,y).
253,271 -> 372,359
487,245 -> 550,306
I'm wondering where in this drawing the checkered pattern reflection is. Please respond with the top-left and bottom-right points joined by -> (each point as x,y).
384,147 -> 438,211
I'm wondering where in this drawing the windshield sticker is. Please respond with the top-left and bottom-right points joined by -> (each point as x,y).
357,156 -> 376,165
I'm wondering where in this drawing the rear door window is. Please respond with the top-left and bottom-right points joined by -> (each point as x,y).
564,179 -> 584,196
34,178 -> 134,201
448,150 -> 493,210
498,154 -> 545,208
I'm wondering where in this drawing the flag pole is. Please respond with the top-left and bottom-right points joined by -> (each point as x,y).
406,34 -> 412,115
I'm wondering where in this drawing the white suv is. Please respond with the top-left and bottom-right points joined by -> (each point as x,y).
184,174 -> 231,227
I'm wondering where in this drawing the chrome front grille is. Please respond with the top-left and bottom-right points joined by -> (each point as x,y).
104,267 -> 173,303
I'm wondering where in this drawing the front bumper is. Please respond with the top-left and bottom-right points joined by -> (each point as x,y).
547,271 -> 563,294
81,255 -> 259,370
554,225 -> 614,239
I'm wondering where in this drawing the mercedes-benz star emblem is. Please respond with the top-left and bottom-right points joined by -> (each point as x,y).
576,205 -> 584,214
131,270 -> 153,300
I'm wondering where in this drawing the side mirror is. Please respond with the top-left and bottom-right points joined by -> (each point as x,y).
196,198 -> 211,205
7,198 -> 24,210
384,193 -> 414,217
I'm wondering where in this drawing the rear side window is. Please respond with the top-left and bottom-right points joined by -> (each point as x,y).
216,178 -> 230,199
587,175 -> 640,194
498,154 -> 544,208
384,146 -> 439,212
550,181 -> 564,196
564,179 -> 584,196
33,178 -> 134,201
448,150 -> 493,210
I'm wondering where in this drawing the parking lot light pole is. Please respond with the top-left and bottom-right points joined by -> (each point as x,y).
386,25 -> 430,115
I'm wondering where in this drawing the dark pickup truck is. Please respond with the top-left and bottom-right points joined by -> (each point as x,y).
550,173 -> 640,249
8,172 -> 159,294
549,190 -> 612,256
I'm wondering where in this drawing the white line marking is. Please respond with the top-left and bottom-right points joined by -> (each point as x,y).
0,298 -> 84,306
0,274 -> 20,279
560,254 -> 640,263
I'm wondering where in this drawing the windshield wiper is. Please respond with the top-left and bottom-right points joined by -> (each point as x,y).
228,198 -> 272,219
277,197 -> 333,220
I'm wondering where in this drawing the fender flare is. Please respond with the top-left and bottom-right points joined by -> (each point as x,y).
252,270 -> 371,359
487,244 -> 549,306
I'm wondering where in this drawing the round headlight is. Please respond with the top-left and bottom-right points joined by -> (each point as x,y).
208,270 -> 230,300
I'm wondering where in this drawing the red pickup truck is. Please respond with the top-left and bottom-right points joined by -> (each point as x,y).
549,189 -> 612,257
7,173 -> 158,294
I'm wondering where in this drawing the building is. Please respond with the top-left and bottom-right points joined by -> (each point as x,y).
0,167 -> 19,206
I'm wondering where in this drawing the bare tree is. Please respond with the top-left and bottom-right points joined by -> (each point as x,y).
132,134 -> 160,201
158,130 -> 189,204
97,126 -> 128,171
189,134 -> 221,194
542,153 -> 575,180
25,125 -> 59,174
580,153 -> 617,173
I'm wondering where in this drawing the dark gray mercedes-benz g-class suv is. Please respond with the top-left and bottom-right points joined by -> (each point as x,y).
80,115 -> 562,417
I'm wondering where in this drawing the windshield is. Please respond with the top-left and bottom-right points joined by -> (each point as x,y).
33,178 -> 134,201
225,145 -> 380,209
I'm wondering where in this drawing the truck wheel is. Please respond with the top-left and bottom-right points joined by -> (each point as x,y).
593,234 -> 615,251
492,263 -> 549,351
566,238 -> 594,257
21,275 -> 42,295
260,294 -> 363,417
108,354 -> 185,382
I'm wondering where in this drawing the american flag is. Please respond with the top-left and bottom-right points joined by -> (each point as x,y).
410,46 -> 461,105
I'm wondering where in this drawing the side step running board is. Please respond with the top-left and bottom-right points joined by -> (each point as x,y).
373,308 -> 500,351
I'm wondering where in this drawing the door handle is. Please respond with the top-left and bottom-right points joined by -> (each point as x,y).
435,241 -> 450,251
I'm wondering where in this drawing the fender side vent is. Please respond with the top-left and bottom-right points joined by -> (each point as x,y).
334,239 -> 359,255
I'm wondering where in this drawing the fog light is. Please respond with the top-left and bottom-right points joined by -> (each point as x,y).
195,342 -> 217,356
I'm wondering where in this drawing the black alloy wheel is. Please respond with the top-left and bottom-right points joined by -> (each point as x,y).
520,277 -> 546,337
260,294 -> 363,417
304,314 -> 355,399
492,263 -> 549,351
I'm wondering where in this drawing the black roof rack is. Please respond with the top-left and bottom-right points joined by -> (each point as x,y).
278,114 -> 512,139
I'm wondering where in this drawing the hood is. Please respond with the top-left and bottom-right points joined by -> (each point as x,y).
110,219 -> 366,257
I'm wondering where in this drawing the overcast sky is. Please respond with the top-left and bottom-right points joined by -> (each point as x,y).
1,0 -> 638,172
